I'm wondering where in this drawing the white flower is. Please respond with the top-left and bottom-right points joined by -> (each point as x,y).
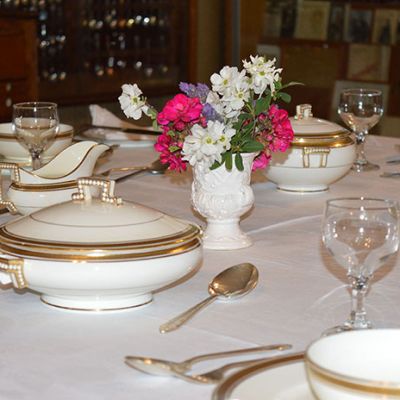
243,55 -> 282,95
210,66 -> 245,96
118,84 -> 149,119
206,90 -> 224,116
182,121 -> 235,168
221,77 -> 250,112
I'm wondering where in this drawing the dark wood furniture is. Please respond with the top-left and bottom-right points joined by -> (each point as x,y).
0,11 -> 38,121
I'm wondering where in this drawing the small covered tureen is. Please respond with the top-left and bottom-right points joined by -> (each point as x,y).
0,178 -> 202,311
266,104 -> 356,192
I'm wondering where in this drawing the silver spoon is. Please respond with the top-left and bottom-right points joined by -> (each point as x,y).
159,263 -> 259,334
100,159 -> 168,182
380,172 -> 400,178
125,344 -> 291,382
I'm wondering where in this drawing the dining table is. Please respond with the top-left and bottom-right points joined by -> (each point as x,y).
1,133 -> 400,400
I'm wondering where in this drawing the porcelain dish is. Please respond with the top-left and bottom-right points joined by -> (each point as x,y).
213,353 -> 314,400
265,104 -> 356,192
305,329 -> 400,400
0,141 -> 109,215
0,122 -> 74,164
0,177 -> 202,311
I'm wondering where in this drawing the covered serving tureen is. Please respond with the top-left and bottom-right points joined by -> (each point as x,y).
0,178 -> 202,311
266,104 -> 356,192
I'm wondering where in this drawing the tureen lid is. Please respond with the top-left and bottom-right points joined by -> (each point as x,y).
0,178 -> 201,262
290,104 -> 353,148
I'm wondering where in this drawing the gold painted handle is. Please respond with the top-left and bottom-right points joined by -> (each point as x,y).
71,177 -> 122,205
0,163 -> 20,214
302,147 -> 331,168
0,257 -> 26,289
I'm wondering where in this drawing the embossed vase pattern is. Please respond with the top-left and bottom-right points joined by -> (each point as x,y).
191,153 -> 256,250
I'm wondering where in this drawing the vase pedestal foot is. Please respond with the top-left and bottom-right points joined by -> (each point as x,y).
202,219 -> 252,250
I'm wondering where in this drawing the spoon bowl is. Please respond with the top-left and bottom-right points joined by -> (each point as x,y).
125,344 -> 292,378
159,263 -> 259,333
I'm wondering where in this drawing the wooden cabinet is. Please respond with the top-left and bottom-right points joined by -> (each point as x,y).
232,0 -> 400,120
0,12 -> 38,121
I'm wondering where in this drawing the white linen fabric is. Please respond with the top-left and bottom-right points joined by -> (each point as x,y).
0,135 -> 399,399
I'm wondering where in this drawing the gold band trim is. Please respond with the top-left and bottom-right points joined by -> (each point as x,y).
0,130 -> 73,140
0,224 -> 200,250
307,360 -> 400,395
40,297 -> 153,311
0,239 -> 201,262
293,130 -> 353,148
10,180 -> 78,191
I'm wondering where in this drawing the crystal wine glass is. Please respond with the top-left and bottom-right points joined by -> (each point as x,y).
338,89 -> 383,172
322,197 -> 399,333
12,102 -> 60,170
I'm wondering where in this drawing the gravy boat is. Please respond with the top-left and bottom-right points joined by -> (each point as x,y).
0,141 -> 109,215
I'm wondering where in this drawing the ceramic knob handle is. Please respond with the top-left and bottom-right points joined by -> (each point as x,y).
0,257 -> 26,289
72,177 -> 122,205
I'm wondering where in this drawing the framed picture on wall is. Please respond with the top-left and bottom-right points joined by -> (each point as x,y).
295,0 -> 331,40
347,44 -> 391,82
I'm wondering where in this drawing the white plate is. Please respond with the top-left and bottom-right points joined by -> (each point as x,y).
78,128 -> 156,148
213,353 -> 315,400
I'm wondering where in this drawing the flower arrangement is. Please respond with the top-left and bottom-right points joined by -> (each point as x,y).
119,55 -> 296,173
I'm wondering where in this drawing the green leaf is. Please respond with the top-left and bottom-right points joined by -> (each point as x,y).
278,92 -> 291,103
255,94 -> 271,116
225,151 -> 233,170
210,160 -> 222,170
241,141 -> 264,153
235,153 -> 244,171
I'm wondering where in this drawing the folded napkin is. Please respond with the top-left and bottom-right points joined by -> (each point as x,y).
84,104 -> 157,143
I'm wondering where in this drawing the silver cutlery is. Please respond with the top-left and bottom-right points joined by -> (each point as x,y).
159,263 -> 259,334
100,159 -> 168,182
127,353 -> 289,384
125,344 -> 291,379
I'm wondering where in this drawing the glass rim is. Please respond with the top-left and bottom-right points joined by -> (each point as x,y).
13,102 -> 58,110
326,197 -> 398,211
341,88 -> 382,97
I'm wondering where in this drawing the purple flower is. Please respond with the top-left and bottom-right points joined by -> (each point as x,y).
202,103 -> 223,122
179,82 -> 210,103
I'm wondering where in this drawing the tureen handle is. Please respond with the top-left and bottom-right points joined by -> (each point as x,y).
0,163 -> 20,214
0,257 -> 26,289
71,177 -> 122,205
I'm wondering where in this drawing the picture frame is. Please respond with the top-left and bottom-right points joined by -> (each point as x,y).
345,8 -> 373,43
347,44 -> 391,82
294,0 -> 331,40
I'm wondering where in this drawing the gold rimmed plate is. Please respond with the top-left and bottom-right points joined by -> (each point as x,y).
213,353 -> 315,400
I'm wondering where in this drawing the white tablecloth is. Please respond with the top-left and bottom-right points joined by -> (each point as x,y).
1,135 -> 400,400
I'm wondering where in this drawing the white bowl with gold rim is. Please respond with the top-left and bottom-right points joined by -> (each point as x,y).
265,104 -> 356,193
0,141 -> 109,215
0,178 -> 202,311
305,329 -> 400,400
0,122 -> 73,164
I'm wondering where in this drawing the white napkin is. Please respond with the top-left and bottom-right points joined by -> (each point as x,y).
87,104 -> 157,143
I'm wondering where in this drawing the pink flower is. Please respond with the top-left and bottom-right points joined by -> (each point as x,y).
157,94 -> 203,131
252,151 -> 271,171
154,130 -> 187,172
267,105 -> 294,153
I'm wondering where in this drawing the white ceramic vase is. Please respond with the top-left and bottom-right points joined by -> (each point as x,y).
191,153 -> 256,250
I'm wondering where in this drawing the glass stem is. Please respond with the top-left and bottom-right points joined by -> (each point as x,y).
31,152 -> 42,170
355,130 -> 368,165
348,274 -> 371,329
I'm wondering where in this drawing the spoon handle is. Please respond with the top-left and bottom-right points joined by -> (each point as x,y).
115,168 -> 147,182
159,295 -> 217,333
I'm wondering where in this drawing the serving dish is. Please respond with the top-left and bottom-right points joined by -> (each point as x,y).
265,104 -> 355,192
0,122 -> 73,164
0,141 -> 109,215
0,177 -> 202,311
305,329 -> 400,400
213,353 -> 313,400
